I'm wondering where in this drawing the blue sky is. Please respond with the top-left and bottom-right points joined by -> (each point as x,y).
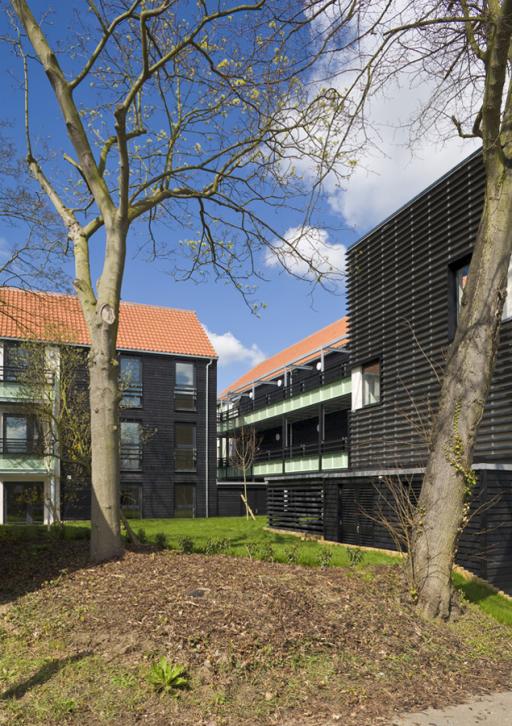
0,3 -> 478,391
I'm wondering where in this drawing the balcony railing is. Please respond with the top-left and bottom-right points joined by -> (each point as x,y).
120,443 -> 143,471
0,366 -> 54,384
0,438 -> 46,456
218,437 -> 348,470
218,362 -> 348,423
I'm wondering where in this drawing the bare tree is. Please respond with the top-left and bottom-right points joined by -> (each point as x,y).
230,426 -> 259,519
0,127 -> 64,291
7,1 -> 350,561
309,0 -> 512,618
12,338 -> 91,520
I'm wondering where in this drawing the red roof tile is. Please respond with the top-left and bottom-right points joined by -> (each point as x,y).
220,316 -> 348,398
0,288 -> 217,359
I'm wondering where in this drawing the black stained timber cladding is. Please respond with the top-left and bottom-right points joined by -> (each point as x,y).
329,471 -> 512,594
346,151 -> 512,470
61,352 -> 217,519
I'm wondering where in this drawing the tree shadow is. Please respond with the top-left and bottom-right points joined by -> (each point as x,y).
1,651 -> 91,700
0,538 -> 91,605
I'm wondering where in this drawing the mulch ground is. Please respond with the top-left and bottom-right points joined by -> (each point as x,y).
1,542 -> 512,725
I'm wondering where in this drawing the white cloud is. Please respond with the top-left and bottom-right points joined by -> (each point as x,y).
205,328 -> 265,368
264,225 -> 345,281
295,2 -> 481,231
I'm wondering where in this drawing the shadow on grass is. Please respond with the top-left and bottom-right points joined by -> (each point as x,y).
456,578 -> 493,604
1,651 -> 91,700
0,538 -> 91,605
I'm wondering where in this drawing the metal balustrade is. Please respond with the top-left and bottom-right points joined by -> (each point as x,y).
0,438 -> 46,456
218,362 -> 348,423
0,366 -> 54,384
120,443 -> 143,470
217,437 -> 348,470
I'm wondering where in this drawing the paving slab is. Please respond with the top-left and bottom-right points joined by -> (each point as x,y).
393,691 -> 512,725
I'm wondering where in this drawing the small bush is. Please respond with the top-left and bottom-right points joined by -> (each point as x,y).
204,537 -> 228,555
347,547 -> 365,567
147,657 -> 189,696
137,528 -> 147,544
178,536 -> 194,554
154,532 -> 167,549
319,547 -> 333,569
259,542 -> 275,562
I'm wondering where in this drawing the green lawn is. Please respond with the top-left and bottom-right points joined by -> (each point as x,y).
2,515 -> 512,625
86,515 -> 397,568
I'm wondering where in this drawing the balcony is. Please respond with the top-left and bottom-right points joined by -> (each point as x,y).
0,438 -> 50,475
217,437 -> 348,480
0,366 -> 54,403
218,363 -> 351,431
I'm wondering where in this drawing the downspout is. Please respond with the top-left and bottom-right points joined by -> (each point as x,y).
205,358 -> 213,518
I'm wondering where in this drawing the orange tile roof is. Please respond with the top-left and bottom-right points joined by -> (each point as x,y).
220,316 -> 349,398
0,287 -> 217,359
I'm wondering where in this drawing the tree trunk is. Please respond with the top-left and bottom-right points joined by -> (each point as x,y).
413,161 -> 512,619
80,219 -> 126,564
88,324 -> 123,562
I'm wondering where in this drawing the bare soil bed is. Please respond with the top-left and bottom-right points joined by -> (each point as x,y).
1,542 -> 511,725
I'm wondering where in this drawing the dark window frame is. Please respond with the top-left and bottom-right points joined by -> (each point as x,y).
175,422 -> 197,472
119,355 -> 143,409
361,358 -> 381,407
175,360 -> 197,412
2,414 -> 42,455
174,483 -> 196,518
120,419 -> 143,471
120,483 -> 143,518
448,253 -> 472,340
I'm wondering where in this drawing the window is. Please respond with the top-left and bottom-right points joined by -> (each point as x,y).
174,484 -> 195,518
4,343 -> 30,382
4,415 -> 28,454
175,361 -> 196,411
120,420 -> 142,471
5,482 -> 44,524
120,356 -> 142,408
455,262 -> 469,319
120,484 -> 142,518
502,259 -> 512,320
362,360 -> 380,406
175,422 -> 196,471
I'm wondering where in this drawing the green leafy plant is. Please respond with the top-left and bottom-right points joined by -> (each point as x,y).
147,657 -> 189,696
136,528 -> 147,544
347,547 -> 365,567
178,536 -> 194,554
204,537 -> 228,555
319,547 -> 333,569
154,532 -> 167,549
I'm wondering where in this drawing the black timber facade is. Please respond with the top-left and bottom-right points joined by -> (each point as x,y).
259,150 -> 512,594
60,351 -> 218,521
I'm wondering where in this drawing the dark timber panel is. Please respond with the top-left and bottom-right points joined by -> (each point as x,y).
217,485 -> 267,516
267,482 -> 324,534
333,473 -> 512,592
345,151 -> 512,469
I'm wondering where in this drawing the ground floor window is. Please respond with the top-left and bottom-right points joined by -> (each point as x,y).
4,481 -> 44,524
120,484 -> 142,519
174,484 -> 195,518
